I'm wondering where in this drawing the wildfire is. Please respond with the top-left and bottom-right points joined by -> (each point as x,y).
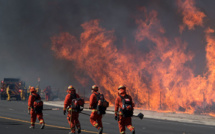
51,1 -> 215,114
177,0 -> 206,33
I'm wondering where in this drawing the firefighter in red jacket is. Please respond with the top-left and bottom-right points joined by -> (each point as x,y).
28,86 -> 45,129
89,85 -> 103,134
115,85 -> 135,134
43,86 -> 52,101
63,85 -> 82,134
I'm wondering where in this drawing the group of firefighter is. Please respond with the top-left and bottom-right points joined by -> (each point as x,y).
6,85 -> 52,101
27,84 -> 136,134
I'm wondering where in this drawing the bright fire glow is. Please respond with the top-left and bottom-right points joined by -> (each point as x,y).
51,1 -> 215,114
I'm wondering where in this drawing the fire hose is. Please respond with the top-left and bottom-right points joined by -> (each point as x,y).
43,108 -> 60,110
69,108 -> 72,130
43,107 -> 144,120
79,111 -> 144,120
104,109 -> 144,120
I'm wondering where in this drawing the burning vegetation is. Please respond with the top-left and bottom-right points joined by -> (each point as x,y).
51,0 -> 215,115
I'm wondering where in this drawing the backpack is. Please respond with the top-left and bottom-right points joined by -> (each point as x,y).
119,95 -> 133,117
94,93 -> 109,115
70,93 -> 85,112
33,95 -> 43,114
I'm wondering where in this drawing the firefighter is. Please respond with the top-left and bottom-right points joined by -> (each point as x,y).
89,85 -> 103,134
63,85 -> 82,134
6,85 -> 11,101
115,85 -> 135,134
20,89 -> 25,101
28,86 -> 45,129
24,86 -> 27,100
43,86 -> 52,101
35,86 -> 40,95
27,86 -> 31,98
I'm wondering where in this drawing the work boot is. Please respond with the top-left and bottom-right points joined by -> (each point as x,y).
132,130 -> 135,134
98,127 -> 103,134
29,126 -> 35,129
77,128 -> 81,133
40,123 -> 45,129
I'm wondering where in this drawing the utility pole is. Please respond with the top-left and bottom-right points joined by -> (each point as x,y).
136,89 -> 138,104
203,91 -> 206,113
148,88 -> 150,110
160,91 -> 161,109
37,77 -> 40,88
84,88 -> 85,100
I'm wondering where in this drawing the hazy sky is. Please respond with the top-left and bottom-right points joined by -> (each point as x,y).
0,0 -> 214,96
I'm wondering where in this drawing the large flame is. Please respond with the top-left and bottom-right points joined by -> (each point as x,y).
204,28 -> 215,109
177,0 -> 206,33
51,1 -> 215,114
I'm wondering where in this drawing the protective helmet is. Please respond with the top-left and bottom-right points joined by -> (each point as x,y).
30,87 -> 36,93
68,85 -> 75,91
118,85 -> 126,90
91,85 -> 98,91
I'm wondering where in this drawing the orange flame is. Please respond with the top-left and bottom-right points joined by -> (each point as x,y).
204,28 -> 215,106
135,8 -> 203,112
177,0 -> 206,33
51,6 -> 215,115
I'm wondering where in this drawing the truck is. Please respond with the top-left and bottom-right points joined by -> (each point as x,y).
0,78 -> 27,100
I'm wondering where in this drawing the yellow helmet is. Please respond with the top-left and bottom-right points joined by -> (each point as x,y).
91,85 -> 98,91
67,85 -> 76,92
118,85 -> 126,90
68,85 -> 75,91
30,87 -> 36,93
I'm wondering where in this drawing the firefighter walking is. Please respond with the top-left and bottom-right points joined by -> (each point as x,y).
27,86 -> 31,98
115,85 -> 135,134
43,86 -> 52,101
6,85 -> 11,101
36,86 -> 41,95
64,85 -> 84,134
20,89 -> 25,101
28,86 -> 45,129
89,85 -> 104,134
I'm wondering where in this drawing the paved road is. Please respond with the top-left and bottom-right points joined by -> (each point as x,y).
0,100 -> 215,134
